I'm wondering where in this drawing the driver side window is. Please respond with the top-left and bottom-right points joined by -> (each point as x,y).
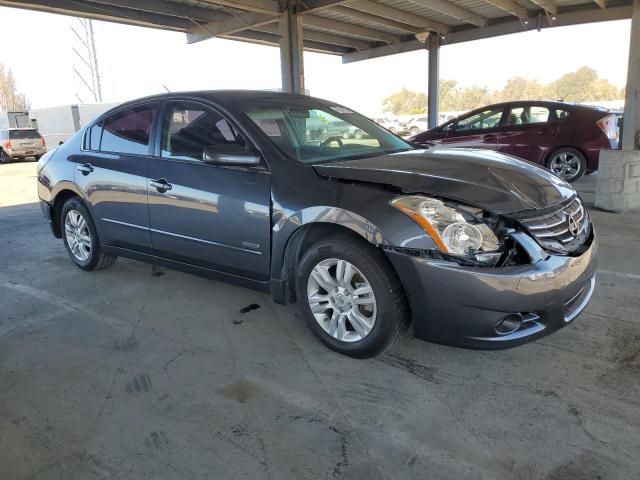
161,102 -> 244,162
456,109 -> 504,132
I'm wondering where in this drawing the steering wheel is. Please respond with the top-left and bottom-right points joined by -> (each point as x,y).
320,136 -> 344,149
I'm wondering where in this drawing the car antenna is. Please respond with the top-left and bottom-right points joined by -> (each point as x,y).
162,85 -> 171,93
558,91 -> 570,102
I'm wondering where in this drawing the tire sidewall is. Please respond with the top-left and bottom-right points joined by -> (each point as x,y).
60,197 -> 101,270
547,147 -> 586,183
296,237 -> 404,358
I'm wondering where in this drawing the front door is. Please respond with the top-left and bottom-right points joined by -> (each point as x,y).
443,107 -> 506,150
148,100 -> 271,280
76,102 -> 158,253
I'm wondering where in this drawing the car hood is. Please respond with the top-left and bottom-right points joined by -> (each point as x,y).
313,148 -> 575,215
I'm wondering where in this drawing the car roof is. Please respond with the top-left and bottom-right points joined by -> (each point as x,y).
476,100 -> 607,111
91,90 -> 341,124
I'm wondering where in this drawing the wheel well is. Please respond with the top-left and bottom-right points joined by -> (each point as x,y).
280,223 -> 384,304
51,190 -> 79,237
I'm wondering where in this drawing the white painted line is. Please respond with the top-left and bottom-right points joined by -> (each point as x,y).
597,269 -> 640,280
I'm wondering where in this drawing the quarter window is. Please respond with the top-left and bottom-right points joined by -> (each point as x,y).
161,102 -> 245,161
86,123 -> 102,151
457,109 -> 503,131
100,104 -> 157,155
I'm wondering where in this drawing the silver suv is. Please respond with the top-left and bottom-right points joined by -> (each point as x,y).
0,128 -> 46,163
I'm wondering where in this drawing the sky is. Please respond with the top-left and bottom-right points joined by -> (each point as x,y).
0,6 -> 632,116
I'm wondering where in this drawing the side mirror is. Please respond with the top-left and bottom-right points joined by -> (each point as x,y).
203,144 -> 261,167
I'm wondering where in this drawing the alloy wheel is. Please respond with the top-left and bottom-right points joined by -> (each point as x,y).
64,209 -> 92,262
549,151 -> 581,181
306,258 -> 377,343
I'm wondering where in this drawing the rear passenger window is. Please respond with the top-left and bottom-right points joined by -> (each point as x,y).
100,104 -> 157,155
506,106 -> 550,126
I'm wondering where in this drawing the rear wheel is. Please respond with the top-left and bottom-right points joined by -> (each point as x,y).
546,148 -> 586,183
61,197 -> 117,271
0,150 -> 11,164
296,235 -> 409,358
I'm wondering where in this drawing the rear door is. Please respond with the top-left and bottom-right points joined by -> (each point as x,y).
148,99 -> 271,279
443,107 -> 506,150
76,102 -> 157,253
497,104 -> 558,163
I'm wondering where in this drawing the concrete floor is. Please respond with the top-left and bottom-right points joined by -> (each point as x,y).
1,162 -> 639,479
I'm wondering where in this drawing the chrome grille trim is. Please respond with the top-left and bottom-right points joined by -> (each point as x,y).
519,198 -> 590,254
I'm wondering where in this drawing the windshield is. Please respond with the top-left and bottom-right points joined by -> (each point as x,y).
243,100 -> 412,164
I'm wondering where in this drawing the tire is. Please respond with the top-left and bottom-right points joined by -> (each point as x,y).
410,127 -> 420,136
35,155 -> 42,161
60,197 -> 117,271
546,147 -> 586,183
296,234 -> 409,358
0,150 -> 11,164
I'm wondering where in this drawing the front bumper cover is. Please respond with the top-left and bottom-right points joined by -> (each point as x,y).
386,232 -> 597,349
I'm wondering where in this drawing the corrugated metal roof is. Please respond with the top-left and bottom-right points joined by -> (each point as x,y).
0,0 -> 632,59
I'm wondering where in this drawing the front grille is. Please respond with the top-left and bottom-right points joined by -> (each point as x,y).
518,198 -> 590,254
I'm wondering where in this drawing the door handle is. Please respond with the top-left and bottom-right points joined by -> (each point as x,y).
77,163 -> 94,175
150,178 -> 173,193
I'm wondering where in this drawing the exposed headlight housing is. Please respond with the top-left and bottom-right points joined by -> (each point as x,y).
390,196 -> 501,257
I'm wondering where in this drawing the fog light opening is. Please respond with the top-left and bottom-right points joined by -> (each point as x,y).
495,314 -> 523,336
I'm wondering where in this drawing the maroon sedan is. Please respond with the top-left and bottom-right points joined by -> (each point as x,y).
411,101 -> 619,182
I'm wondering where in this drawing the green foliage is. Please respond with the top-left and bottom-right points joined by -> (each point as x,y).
382,66 -> 623,115
382,87 -> 427,115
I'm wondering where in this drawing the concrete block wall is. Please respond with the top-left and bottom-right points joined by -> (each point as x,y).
595,149 -> 640,212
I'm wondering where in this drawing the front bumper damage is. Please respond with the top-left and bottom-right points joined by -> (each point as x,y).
386,231 -> 597,349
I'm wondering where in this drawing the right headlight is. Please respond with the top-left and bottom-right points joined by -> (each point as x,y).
390,196 -> 500,256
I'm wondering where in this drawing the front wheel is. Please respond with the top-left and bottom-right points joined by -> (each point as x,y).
546,148 -> 586,183
61,197 -> 117,271
296,235 -> 409,358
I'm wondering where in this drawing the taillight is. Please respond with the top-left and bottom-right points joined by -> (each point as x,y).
41,137 -> 46,148
3,140 -> 10,150
596,114 -> 618,141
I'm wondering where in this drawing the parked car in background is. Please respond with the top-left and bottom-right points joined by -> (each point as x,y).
408,116 -> 429,136
38,91 -> 596,358
1,128 -> 46,163
411,101 -> 618,182
373,117 -> 408,136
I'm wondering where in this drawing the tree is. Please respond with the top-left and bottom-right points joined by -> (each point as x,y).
382,88 -> 427,115
497,77 -> 545,102
0,63 -> 30,111
546,66 -> 620,102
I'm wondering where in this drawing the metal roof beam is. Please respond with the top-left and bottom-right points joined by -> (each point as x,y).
187,12 -> 278,43
303,14 -> 402,43
343,4 -> 633,62
407,0 -> 488,27
592,0 -> 607,8
299,0 -> 350,13
222,30 -> 349,55
481,0 -> 529,20
528,0 -> 558,15
202,0 -> 280,15
255,22 -> 375,50
84,0 -> 224,23
0,0 -> 192,30
346,0 -> 449,33
330,5 -> 423,33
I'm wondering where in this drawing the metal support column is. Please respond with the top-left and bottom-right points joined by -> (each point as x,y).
280,1 -> 305,94
427,33 -> 440,129
622,0 -> 640,150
